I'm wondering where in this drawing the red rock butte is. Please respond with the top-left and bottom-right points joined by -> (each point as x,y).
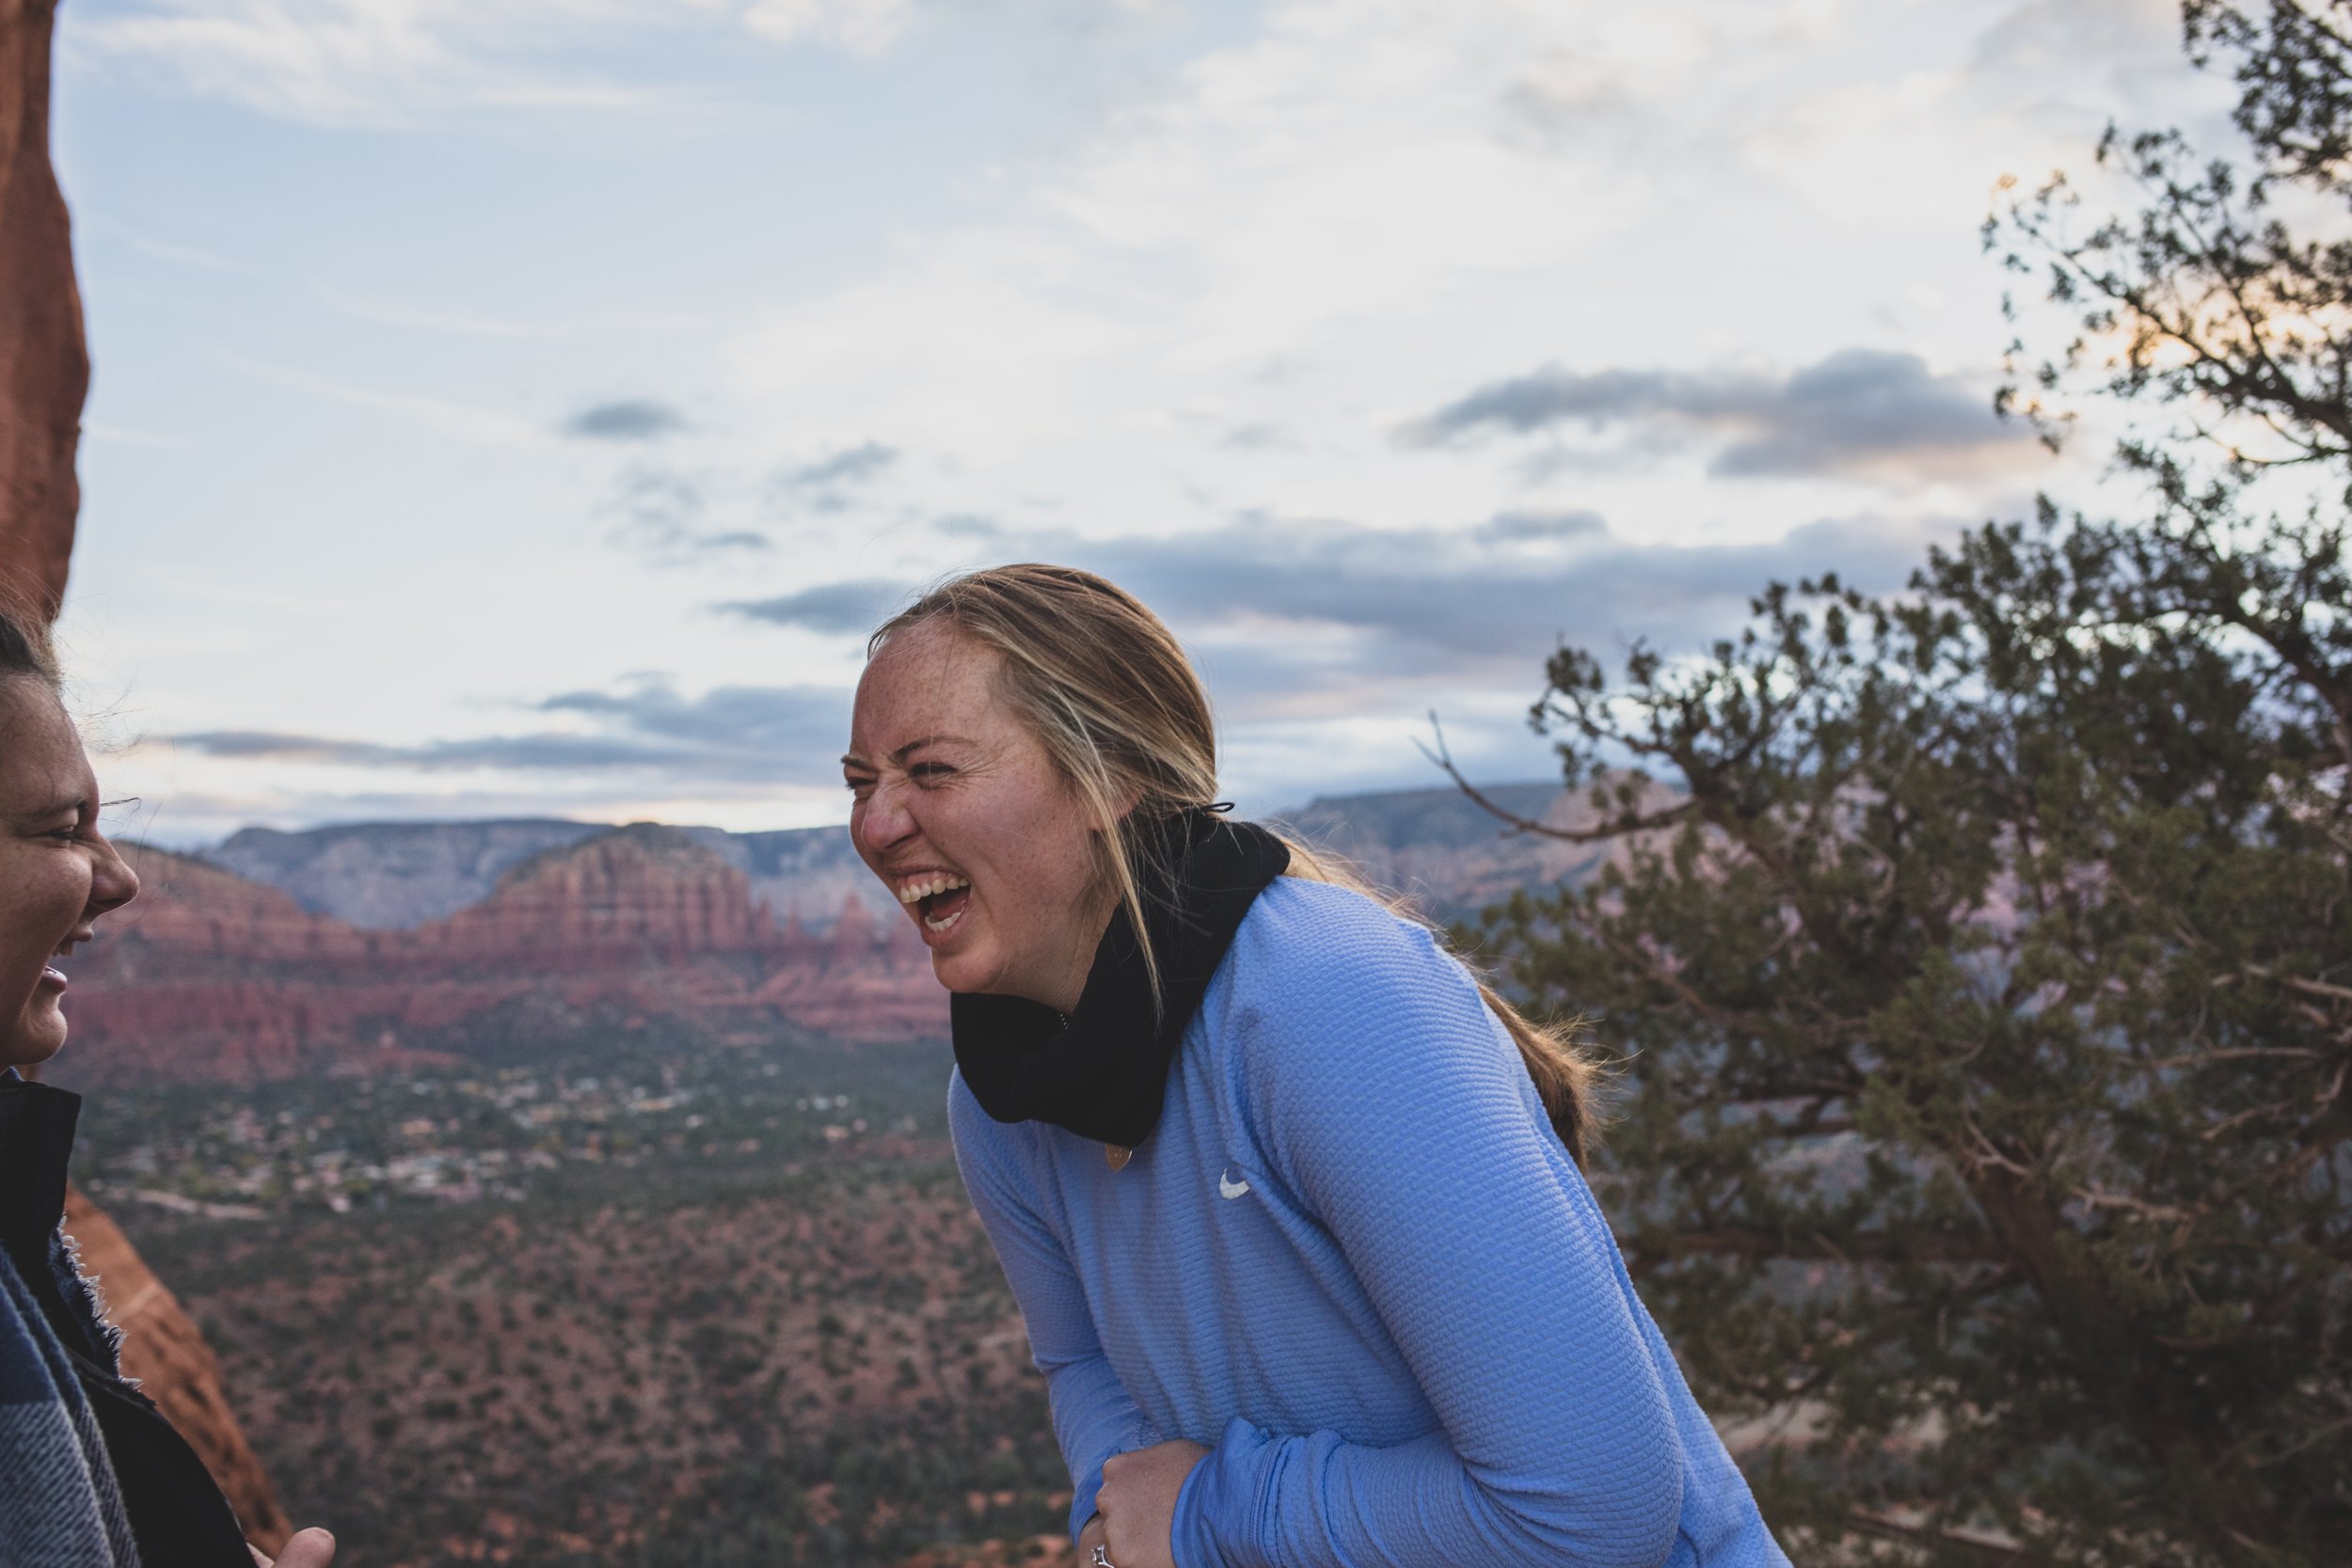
63,824 -> 946,1086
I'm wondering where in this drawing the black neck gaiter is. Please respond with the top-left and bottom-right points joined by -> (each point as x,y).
950,811 -> 1290,1149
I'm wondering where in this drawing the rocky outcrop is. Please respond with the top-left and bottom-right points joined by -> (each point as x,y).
0,0 -> 83,618
59,848 -> 414,1081
753,891 -> 954,1039
62,1189 -> 293,1554
422,823 -> 780,965
715,824 -> 900,934
209,818 -> 605,929
58,829 -> 945,1085
98,848 -> 379,972
210,816 -> 898,933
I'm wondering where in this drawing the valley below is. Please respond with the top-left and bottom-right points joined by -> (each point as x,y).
84,1037 -> 1077,1568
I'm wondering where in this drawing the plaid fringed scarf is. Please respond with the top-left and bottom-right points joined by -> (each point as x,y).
0,1070 -> 140,1568
0,1238 -> 139,1566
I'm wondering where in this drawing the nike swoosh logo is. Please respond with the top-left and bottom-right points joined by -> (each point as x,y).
1218,1169 -> 1251,1200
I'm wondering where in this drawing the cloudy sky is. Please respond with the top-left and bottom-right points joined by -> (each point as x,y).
51,0 -> 2221,844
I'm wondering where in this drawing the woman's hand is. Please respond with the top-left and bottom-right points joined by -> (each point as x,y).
249,1528 -> 335,1567
1092,1439 -> 1209,1568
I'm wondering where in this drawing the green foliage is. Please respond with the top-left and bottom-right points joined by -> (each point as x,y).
1482,6 -> 2352,1562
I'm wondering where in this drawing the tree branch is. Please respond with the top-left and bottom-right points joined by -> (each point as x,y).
1420,713 -> 1694,843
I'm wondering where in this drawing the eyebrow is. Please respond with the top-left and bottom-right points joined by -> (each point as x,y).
840,735 -> 970,770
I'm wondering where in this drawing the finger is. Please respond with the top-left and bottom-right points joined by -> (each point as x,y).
271,1528 -> 337,1568
248,1549 -> 273,1568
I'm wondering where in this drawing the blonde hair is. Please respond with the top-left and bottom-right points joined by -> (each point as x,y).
868,562 -> 1602,1164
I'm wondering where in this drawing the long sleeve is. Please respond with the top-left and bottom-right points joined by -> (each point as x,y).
948,1077 -> 1163,1543
1171,917 -> 1687,1568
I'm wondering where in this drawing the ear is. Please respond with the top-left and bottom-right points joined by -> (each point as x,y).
1068,769 -> 1143,832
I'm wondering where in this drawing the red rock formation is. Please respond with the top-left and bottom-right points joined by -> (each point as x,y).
755,892 -> 946,1038
0,0 -> 83,618
62,831 -> 947,1085
421,822 -> 776,968
62,1191 -> 294,1554
99,847 -> 380,973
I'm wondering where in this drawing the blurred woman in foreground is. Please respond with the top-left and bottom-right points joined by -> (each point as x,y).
842,563 -> 1788,1568
0,598 -> 336,1568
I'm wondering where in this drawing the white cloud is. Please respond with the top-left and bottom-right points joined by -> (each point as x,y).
1739,0 -> 2202,235
724,0 -> 1686,483
719,0 -> 2118,557
739,0 -> 911,54
69,0 -> 646,123
1045,0 -> 1653,365
65,0 -> 889,125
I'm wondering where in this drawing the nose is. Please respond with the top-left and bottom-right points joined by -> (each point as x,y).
855,776 -> 919,858
84,832 -> 138,920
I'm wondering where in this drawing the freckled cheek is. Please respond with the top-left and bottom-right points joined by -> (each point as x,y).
995,829 -> 1083,914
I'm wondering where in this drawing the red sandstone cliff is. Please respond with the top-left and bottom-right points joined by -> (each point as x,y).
62,1191 -> 294,1551
0,0 -> 82,617
62,847 -> 409,1081
99,847 -> 381,973
62,829 -> 946,1085
421,821 -> 781,967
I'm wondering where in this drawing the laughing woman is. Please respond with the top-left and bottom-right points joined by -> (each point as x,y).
0,601 -> 337,1568
843,564 -> 1788,1568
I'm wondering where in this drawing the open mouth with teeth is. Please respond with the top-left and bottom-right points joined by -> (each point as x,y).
897,873 -> 973,935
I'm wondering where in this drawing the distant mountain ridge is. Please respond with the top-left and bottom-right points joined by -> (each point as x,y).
58,782 -> 1636,1086
209,818 -> 879,931
59,827 -> 941,1087
201,782 -> 1589,932
1269,782 -> 1620,923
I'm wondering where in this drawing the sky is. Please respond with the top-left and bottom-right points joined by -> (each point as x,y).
48,0 -> 2228,845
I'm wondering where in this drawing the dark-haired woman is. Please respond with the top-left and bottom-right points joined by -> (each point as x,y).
0,601 -> 337,1568
842,563 -> 1788,1568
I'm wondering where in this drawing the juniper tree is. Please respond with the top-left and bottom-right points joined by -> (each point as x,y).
1464,6 -> 2352,1562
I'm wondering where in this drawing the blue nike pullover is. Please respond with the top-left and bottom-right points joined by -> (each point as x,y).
949,875 -> 1789,1568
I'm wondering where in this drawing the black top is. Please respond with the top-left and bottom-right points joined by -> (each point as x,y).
950,810 -> 1290,1149
0,1073 -> 256,1567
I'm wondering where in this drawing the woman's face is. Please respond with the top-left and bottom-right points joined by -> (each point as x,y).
845,622 -> 1115,1012
0,678 -> 138,1070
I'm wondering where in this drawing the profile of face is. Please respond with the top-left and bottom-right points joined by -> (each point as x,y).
0,678 -> 138,1070
845,621 -> 1116,1011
